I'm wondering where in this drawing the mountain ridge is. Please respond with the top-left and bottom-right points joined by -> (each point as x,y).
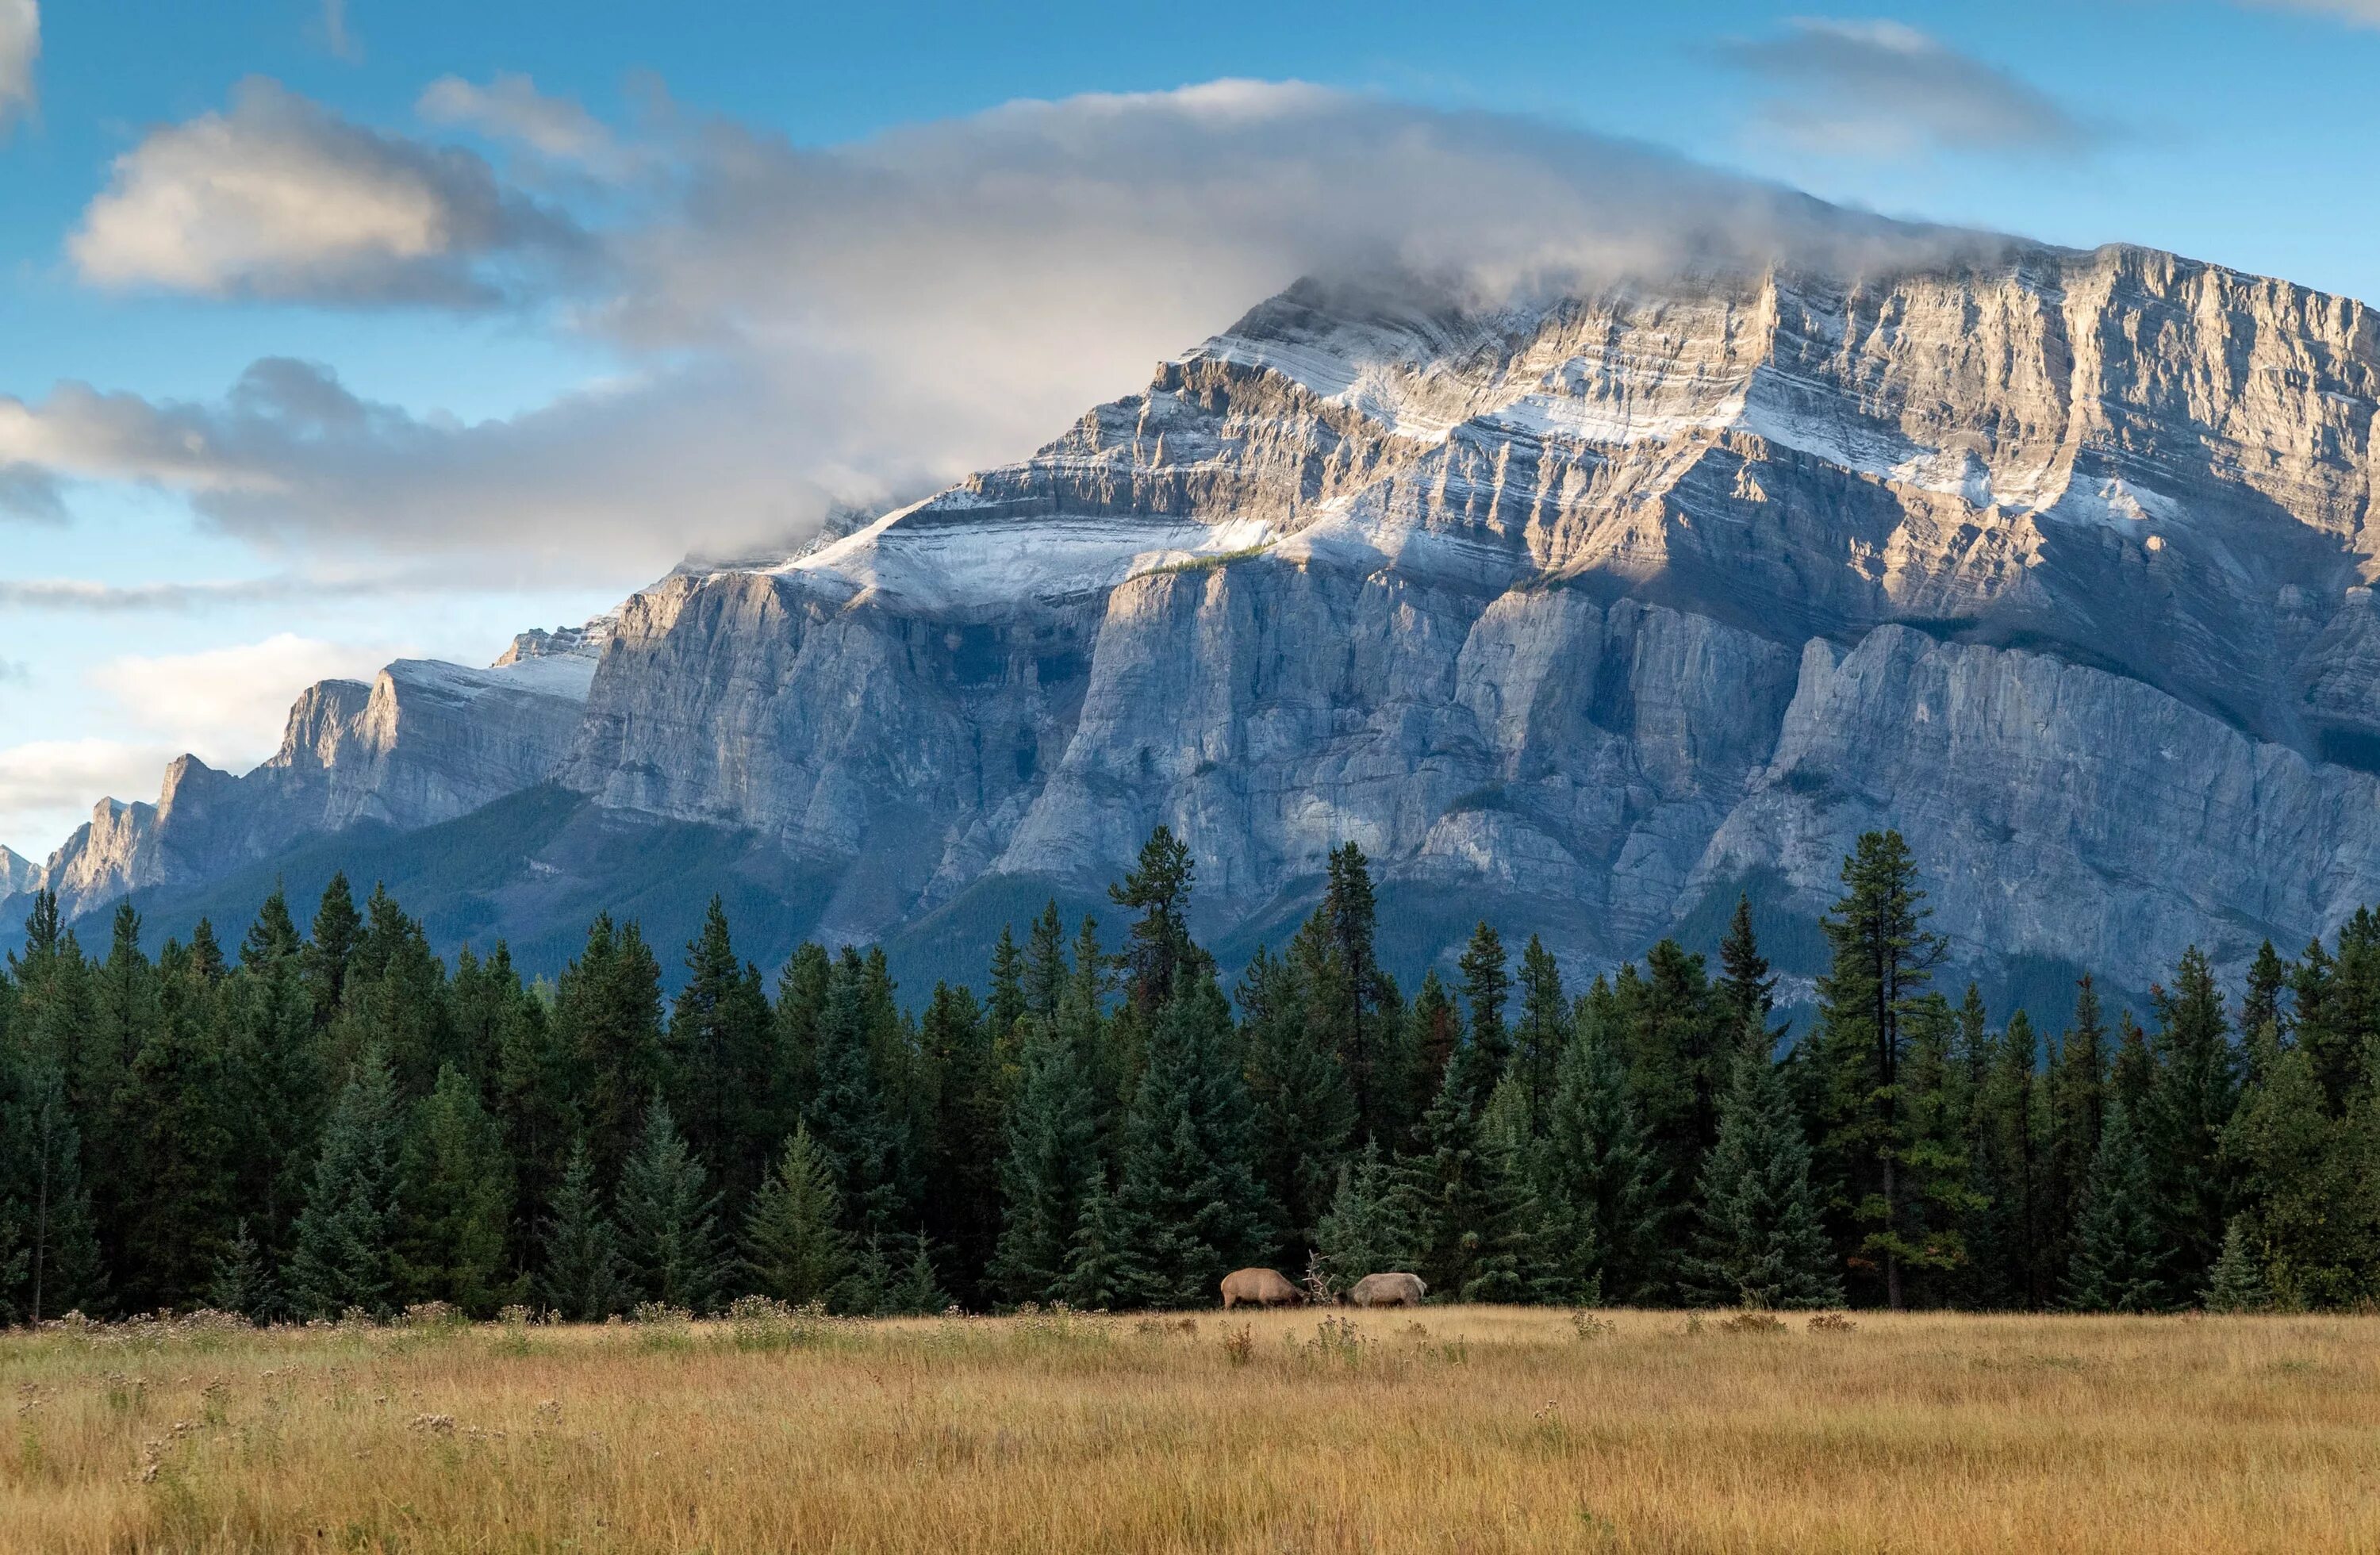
13,235 -> 2380,1007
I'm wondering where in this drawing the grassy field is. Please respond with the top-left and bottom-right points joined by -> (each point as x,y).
5,1304 -> 2379,1553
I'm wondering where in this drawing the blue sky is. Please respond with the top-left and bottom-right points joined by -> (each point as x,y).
5,0 -> 2380,860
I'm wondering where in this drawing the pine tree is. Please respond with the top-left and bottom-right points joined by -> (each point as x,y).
1680,1050 -> 1842,1310
1811,830 -> 1944,1309
743,1125 -> 850,1306
1532,1006 -> 1668,1304
289,1046 -> 402,1317
1113,977 -> 1273,1307
988,925 -> 1027,1050
395,1063 -> 520,1315
2060,1100 -> 2168,1313
2050,975 -> 2110,1251
2221,1037 -> 2376,1308
772,942 -> 833,1113
2202,1214 -> 2274,1313
1618,940 -> 1726,1207
1315,1142 -> 1414,1285
538,1140 -> 630,1320
615,1100 -> 727,1312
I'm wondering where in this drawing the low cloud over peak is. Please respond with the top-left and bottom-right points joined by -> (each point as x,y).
26,79 -> 2013,575
1713,18 -> 2098,161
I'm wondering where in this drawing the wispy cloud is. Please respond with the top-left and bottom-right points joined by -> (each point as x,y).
2233,0 -> 2380,21
0,568 -> 482,611
1712,18 -> 2098,160
0,0 -> 36,136
417,72 -> 637,175
317,0 -> 359,61
70,79 -> 584,305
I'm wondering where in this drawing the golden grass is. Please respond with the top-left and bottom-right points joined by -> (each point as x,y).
5,1305 -> 2379,1553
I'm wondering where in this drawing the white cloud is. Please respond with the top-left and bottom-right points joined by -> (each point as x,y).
70,78 -> 582,305
1712,19 -> 2097,159
0,0 -> 36,136
86,632 -> 405,771
31,80 -> 2001,573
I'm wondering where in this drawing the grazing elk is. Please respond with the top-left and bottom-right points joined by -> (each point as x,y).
1219,1268 -> 1305,1309
1345,1272 -> 1427,1308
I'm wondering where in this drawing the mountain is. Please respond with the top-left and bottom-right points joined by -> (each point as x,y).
0,845 -> 33,900
13,240 -> 2380,1009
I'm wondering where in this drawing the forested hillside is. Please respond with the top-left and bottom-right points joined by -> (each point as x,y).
0,826 -> 2366,1323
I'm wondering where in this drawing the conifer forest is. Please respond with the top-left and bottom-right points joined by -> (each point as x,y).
0,825 -> 2364,1325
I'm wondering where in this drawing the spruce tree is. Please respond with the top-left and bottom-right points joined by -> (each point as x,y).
553,914 -> 666,1186
1111,825 -> 1203,1016
1395,1059 -> 1541,1303
239,886 -> 303,974
743,1124 -> 850,1306
2221,1038 -> 2374,1307
1717,893 -> 1781,1044
0,1050 -> 104,1321
289,1046 -> 402,1317
615,1100 -> 727,1312
990,1008 -> 1104,1304
889,1233 -> 950,1315
1532,1006 -> 1668,1304
921,981 -> 1003,1304
301,873 -> 363,1024
1061,1170 -> 1155,1310
1455,922 -> 1511,1108
205,1218 -> 278,1321
1511,935 -> 1567,1139
1679,1049 -> 1842,1310
666,898 -> 777,1213
395,1063 -> 520,1315
1023,901 -> 1069,1024
539,1140 -> 630,1320
2144,946 -> 2239,1286
2061,1100 -> 2168,1313
772,941 -> 833,1113
1114,977 -> 1273,1307
1241,943 -> 1355,1265
2203,1214 -> 2274,1313
1811,830 -> 1944,1309
804,949 -> 907,1238
1406,969 -> 1461,1119
1315,1141 -> 1415,1285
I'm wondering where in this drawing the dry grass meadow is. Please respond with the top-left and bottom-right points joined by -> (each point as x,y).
4,1303 -> 2378,1553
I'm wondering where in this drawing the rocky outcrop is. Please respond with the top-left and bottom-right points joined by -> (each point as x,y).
23,240 -> 2380,999
9,655 -> 598,923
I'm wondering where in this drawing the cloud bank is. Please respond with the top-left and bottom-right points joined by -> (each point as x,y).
1714,19 -> 2096,159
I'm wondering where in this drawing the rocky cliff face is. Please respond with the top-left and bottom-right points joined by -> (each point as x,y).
20,242 -> 2380,1000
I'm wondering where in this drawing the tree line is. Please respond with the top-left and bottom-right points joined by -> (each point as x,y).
0,824 -> 2370,1323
